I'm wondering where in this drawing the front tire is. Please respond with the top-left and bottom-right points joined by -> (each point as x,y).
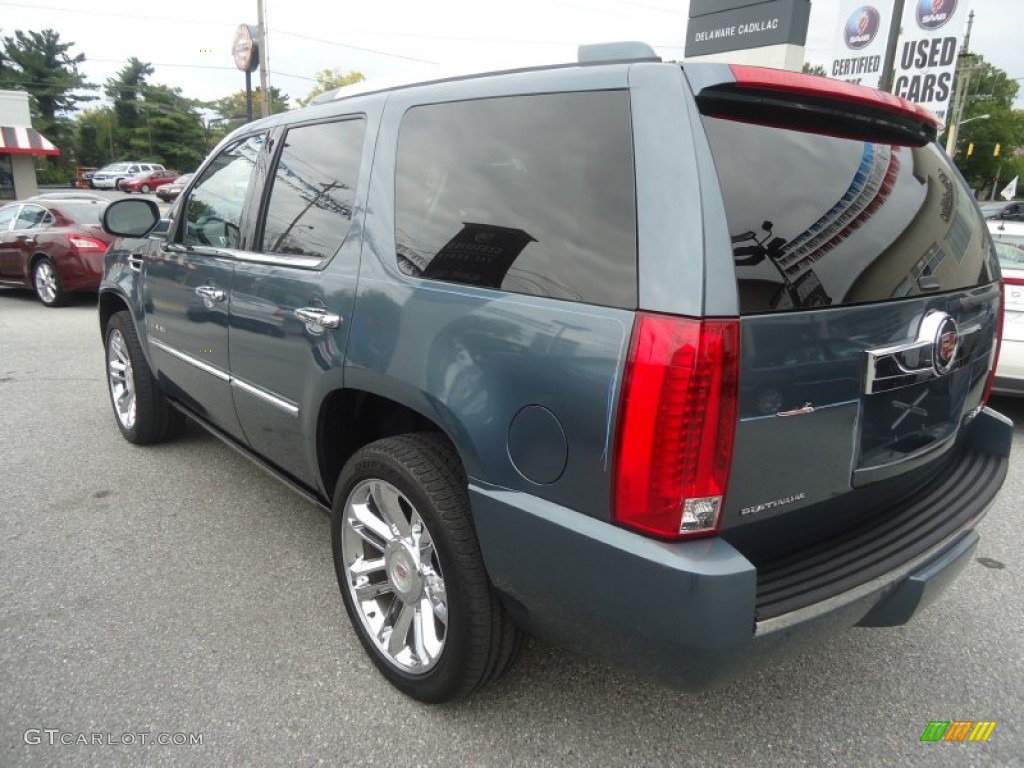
140,184 -> 150,193
104,311 -> 185,444
332,433 -> 522,702
33,257 -> 67,307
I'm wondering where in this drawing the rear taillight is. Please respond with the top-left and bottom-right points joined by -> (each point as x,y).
612,313 -> 739,540
983,281 -> 1005,405
66,235 -> 108,252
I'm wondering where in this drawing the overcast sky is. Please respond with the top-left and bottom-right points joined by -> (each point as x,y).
2,0 -> 1021,109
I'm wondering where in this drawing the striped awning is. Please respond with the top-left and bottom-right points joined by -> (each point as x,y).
0,126 -> 60,156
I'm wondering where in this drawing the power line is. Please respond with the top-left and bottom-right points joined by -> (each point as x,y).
272,30 -> 437,64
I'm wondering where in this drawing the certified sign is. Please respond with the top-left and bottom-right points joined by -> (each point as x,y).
232,24 -> 259,73
828,0 -> 894,89
845,6 -> 881,49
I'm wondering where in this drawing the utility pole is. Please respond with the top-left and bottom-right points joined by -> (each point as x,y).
878,0 -> 906,92
944,10 -> 975,156
257,0 -> 270,117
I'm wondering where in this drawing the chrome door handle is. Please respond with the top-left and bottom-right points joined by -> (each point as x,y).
294,307 -> 342,330
127,254 -> 143,272
195,285 -> 226,302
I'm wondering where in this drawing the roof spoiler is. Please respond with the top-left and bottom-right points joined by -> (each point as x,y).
690,64 -> 939,146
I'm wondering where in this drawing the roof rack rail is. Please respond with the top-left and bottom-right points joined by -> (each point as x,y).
577,42 -> 661,64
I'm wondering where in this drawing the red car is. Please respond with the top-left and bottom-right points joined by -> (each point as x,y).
0,199 -> 113,306
120,170 -> 179,194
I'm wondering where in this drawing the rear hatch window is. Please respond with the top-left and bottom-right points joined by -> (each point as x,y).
697,113 -> 994,314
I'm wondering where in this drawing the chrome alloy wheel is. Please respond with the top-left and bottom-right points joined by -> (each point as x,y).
34,261 -> 58,304
341,479 -> 448,673
106,329 -> 137,430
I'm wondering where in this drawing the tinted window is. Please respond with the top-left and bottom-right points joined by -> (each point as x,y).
0,205 -> 18,229
394,91 -> 637,308
59,202 -> 106,225
260,118 -> 365,259
15,205 -> 48,229
701,116 -> 995,314
182,134 -> 263,249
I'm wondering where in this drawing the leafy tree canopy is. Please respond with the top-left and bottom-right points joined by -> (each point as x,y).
297,69 -> 365,107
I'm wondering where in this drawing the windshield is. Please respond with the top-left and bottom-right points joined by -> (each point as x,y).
101,163 -> 130,172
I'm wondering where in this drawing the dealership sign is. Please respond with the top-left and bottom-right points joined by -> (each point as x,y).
828,0 -> 895,89
893,0 -> 967,123
685,0 -> 810,58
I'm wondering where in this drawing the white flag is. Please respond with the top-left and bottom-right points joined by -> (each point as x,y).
1001,176 -> 1019,201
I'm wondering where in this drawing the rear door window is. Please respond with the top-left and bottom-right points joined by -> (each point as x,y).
700,116 -> 995,313
394,91 -> 637,308
260,117 -> 365,260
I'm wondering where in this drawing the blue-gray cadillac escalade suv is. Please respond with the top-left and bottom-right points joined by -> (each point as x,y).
98,43 -> 1012,702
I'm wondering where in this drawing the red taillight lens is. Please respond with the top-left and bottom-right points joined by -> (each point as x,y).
983,281 -> 1005,406
612,313 -> 739,540
66,235 -> 108,252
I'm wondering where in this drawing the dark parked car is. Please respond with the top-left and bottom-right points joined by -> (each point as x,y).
121,169 -> 180,194
0,198 -> 112,306
155,172 -> 193,202
98,45 -> 1011,703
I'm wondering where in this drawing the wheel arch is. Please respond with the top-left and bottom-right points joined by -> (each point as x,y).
99,289 -> 131,337
316,388 -> 474,501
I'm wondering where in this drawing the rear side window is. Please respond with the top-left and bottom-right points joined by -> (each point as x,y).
15,205 -> 48,229
700,116 -> 995,314
394,91 -> 637,308
260,117 -> 365,260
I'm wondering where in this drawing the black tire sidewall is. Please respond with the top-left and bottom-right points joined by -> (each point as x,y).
331,442 -> 486,702
103,311 -> 183,445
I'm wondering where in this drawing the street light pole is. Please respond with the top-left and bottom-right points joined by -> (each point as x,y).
257,0 -> 270,118
943,113 -> 990,157
944,10 -> 976,155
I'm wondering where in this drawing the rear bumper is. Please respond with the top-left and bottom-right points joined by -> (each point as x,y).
471,408 -> 1011,689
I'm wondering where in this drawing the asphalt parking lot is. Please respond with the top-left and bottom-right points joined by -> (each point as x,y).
1,292 -> 1022,767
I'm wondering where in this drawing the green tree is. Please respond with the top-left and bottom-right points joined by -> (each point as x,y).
209,86 -> 290,128
949,55 -> 1024,198
74,107 -> 116,167
297,69 -> 365,107
0,29 -> 93,135
104,58 -> 154,156
134,84 -> 207,171
0,29 -> 94,180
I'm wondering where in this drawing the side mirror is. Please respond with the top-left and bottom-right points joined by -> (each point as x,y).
102,198 -> 160,237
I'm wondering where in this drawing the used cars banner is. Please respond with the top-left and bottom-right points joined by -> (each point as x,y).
893,0 -> 967,123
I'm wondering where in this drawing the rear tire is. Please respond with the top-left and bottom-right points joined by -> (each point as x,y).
104,310 -> 185,444
33,257 -> 67,307
140,184 -> 150,193
331,433 -> 522,702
